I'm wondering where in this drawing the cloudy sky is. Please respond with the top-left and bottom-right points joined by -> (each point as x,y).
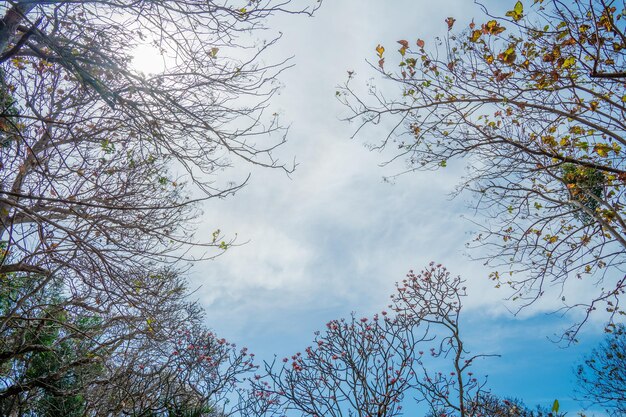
136,0 -> 614,414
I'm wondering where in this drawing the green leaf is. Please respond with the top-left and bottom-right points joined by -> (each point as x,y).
552,399 -> 560,413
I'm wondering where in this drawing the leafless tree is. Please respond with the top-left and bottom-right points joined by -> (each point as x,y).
0,0 -> 321,411
255,263 -> 492,417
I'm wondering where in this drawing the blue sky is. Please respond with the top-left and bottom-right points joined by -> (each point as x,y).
135,0 -> 618,414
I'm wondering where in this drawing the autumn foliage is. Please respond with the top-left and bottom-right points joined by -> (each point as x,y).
339,0 -> 626,341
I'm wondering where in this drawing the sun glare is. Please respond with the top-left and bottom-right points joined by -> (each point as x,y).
131,42 -> 166,75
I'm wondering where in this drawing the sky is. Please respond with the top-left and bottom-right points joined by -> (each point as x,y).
133,0 -> 617,414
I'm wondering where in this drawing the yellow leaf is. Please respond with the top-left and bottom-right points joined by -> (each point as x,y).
376,44 -> 385,58
561,56 -> 576,68
612,142 -> 621,154
470,30 -> 482,42
541,135 -> 557,147
569,125 -> 584,135
505,1 -> 524,22
484,20 -> 506,35
499,45 -> 517,64
594,143 -> 611,157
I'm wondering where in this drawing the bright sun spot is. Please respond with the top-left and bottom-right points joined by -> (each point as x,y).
132,43 -> 166,75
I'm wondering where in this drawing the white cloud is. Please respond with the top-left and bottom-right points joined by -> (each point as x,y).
175,2 -> 619,409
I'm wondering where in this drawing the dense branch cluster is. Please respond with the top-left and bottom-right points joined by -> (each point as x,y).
0,0 -> 319,414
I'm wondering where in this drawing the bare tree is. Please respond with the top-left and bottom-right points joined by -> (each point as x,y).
84,321 -> 260,416
255,263 -> 492,417
339,0 -> 626,341
390,264 -> 492,417
1,0 -> 321,283
0,0 -> 321,411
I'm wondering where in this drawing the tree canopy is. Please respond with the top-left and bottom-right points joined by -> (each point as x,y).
339,0 -> 626,341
